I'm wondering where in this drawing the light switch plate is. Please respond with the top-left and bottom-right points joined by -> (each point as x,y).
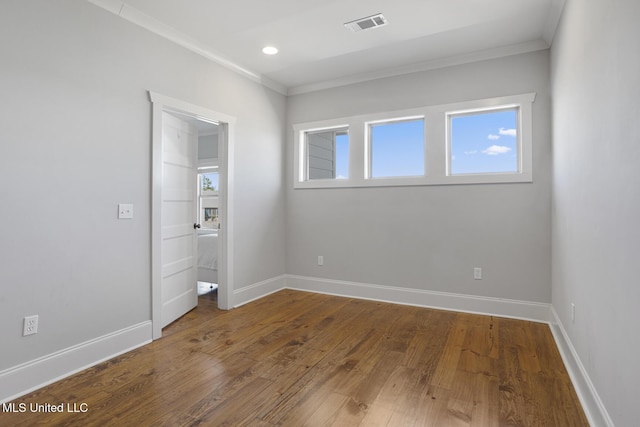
118,204 -> 134,219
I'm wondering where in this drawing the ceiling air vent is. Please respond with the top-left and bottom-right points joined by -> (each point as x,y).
344,13 -> 388,33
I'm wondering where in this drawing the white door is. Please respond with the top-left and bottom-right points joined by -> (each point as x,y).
160,112 -> 198,328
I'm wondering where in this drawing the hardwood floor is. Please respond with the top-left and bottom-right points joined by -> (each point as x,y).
2,290 -> 588,426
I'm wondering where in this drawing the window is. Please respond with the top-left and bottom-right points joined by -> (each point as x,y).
203,207 -> 219,228
369,118 -> 424,178
200,172 -> 218,193
449,107 -> 519,175
198,169 -> 219,229
305,127 -> 349,180
293,92 -> 534,188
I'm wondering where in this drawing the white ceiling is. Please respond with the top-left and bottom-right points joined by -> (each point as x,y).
88,0 -> 565,95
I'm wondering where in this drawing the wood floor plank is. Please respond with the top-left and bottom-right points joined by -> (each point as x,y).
302,392 -> 350,427
176,376 -> 276,427
358,364 -> 415,427
2,290 -> 589,426
472,369 -> 500,427
403,308 -> 450,369
429,314 -> 468,390
332,350 -> 406,425
255,299 -> 394,425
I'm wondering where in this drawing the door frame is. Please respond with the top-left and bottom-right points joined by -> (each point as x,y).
150,91 -> 235,339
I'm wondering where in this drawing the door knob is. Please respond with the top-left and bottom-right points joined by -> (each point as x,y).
194,223 -> 201,229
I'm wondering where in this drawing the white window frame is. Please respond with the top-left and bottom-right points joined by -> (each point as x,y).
446,105 -> 520,177
293,93 -> 535,189
294,123 -> 351,189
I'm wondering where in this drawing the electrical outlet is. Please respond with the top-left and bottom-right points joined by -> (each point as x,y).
474,267 -> 482,280
118,203 -> 134,219
318,255 -> 324,266
23,315 -> 38,336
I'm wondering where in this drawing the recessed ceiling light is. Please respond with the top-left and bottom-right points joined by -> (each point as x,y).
262,46 -> 278,55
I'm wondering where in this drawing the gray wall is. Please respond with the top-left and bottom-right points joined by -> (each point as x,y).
550,0 -> 640,425
286,50 -> 552,303
0,1 -> 286,371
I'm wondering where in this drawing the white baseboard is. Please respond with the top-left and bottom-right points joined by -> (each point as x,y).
0,321 -> 152,404
285,275 -> 552,323
549,307 -> 614,427
233,274 -> 287,308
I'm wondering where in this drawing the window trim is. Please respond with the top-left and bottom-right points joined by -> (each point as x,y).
294,123 -> 352,188
292,93 -> 535,189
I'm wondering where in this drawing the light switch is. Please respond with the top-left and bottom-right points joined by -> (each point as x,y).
118,204 -> 134,219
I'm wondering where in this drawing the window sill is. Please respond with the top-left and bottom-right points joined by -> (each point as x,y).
294,172 -> 532,189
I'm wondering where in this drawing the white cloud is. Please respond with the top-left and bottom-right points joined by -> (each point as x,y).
488,134 -> 500,140
499,127 -> 517,137
482,145 -> 512,155
464,150 -> 478,155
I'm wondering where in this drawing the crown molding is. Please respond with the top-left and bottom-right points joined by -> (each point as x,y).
87,0 -> 288,95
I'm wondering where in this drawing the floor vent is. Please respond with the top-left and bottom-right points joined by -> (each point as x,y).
344,13 -> 388,32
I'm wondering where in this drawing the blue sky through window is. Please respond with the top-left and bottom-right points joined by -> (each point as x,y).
371,119 -> 424,178
450,109 -> 518,174
311,109 -> 518,181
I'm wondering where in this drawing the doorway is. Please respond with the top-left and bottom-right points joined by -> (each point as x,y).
194,119 -> 220,299
149,92 -> 235,339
